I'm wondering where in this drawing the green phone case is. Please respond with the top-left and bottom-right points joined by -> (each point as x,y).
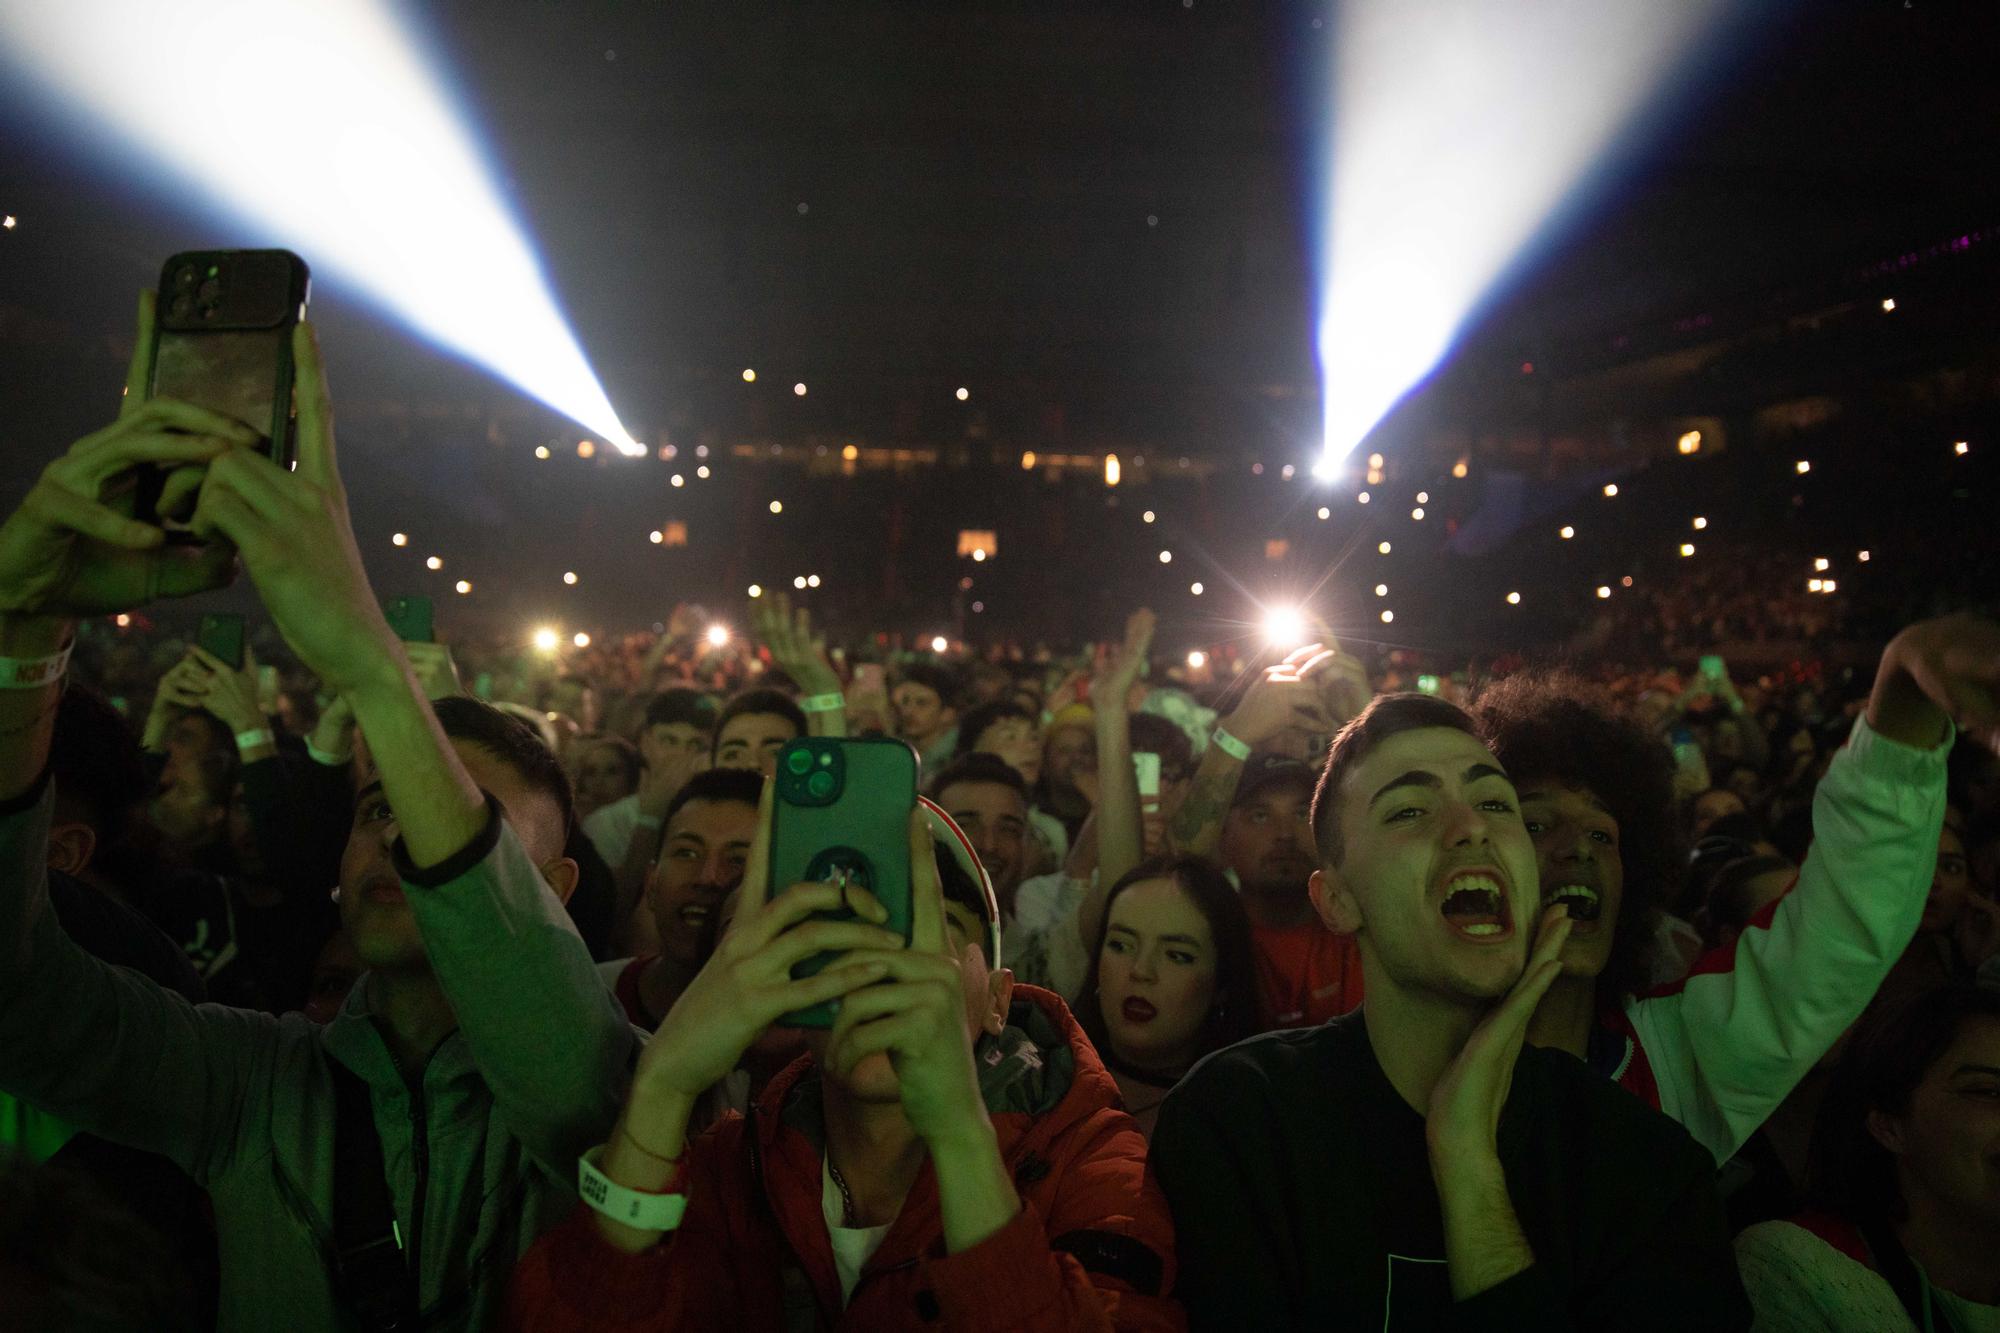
771,736 -> 918,1028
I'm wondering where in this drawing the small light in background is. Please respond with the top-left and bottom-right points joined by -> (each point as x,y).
748,584 -> 763,598
1357,491 -> 1371,504
1506,591 -> 1521,605
670,473 -> 685,488
842,444 -> 859,461
1317,506 -> 1331,520
1415,491 -> 1429,504
1374,583 -> 1388,596
576,440 -> 595,459
1692,516 -> 1707,530
706,625 -> 730,647
1955,440 -> 1970,456
972,600 -> 985,613
1411,507 -> 1425,520
1366,469 -> 1384,486
1105,453 -> 1123,487
532,627 -> 559,653
1880,298 -> 1897,313
1380,609 -> 1394,624
454,579 -> 471,595
769,500 -> 784,514
1795,459 -> 1811,474
1822,579 -> 1837,593
1621,576 -> 1634,587
1560,525 -> 1575,539
1158,549 -> 1172,564
562,570 -> 578,585
1452,459 -> 1469,479
955,387 -> 970,401
807,574 -> 821,588
742,368 -> 756,383
1857,550 -> 1871,562
696,465 -> 711,478
649,530 -> 663,544
1602,484 -> 1619,498
1378,541 -> 1392,554
1187,650 -> 1207,669
930,635 -> 949,653
425,555 -> 443,570
1369,453 -> 1384,469
1,215 -> 15,230
1281,464 -> 1296,480
1677,430 -> 1702,455
793,576 -> 807,589
793,382 -> 807,396
1020,450 -> 1037,470
391,532 -> 408,546
1813,557 -> 1830,571
1596,585 -> 1611,599
1189,582 -> 1204,596
573,632 -> 591,648
534,445 -> 550,459
1808,578 -> 1823,593
971,548 -> 987,562
114,612 -> 131,627
1142,510 -> 1156,523
1680,543 -> 1696,557
1262,605 -> 1308,648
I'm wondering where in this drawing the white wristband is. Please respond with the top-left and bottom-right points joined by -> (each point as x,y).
235,728 -> 276,753
799,692 -> 844,714
578,1144 -> 688,1232
1210,726 -> 1252,762
0,642 -> 72,691
305,739 -> 351,768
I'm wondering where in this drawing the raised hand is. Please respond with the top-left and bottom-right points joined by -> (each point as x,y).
1096,607 -> 1156,713
1868,614 -> 2000,753
186,643 -> 267,735
404,641 -> 465,701
753,590 -> 841,697
0,293 -> 245,619
1222,643 -> 1341,748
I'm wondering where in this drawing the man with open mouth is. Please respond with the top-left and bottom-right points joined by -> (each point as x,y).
1471,613 -> 1992,1171
1153,693 -> 1747,1330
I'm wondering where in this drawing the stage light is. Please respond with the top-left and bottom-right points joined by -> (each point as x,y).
1311,1 -> 1736,467
972,601 -> 985,613
1795,460 -> 1811,474
572,632 -> 590,649
1378,541 -> 1392,554
1677,430 -> 1702,455
562,570 -> 577,585
1813,557 -> 1830,571
1187,650 -> 1207,669
425,555 -> 443,570
1380,609 -> 1394,624
1158,549 -> 1173,564
1679,544 -> 1695,557
1692,516 -> 1707,530
1560,525 -> 1575,539
1807,579 -> 1823,593
1596,585 -> 1611,599
1880,298 -> 1896,313
1603,484 -> 1619,498
1411,507 -> 1425,520
1,215 -> 14,230
534,446 -> 550,460
1857,550 -> 1870,563
1367,469 -> 1384,486
0,3 -> 642,453
649,530 -> 663,544
454,579 -> 471,594
1143,510 -> 1156,523
742,368 -> 756,383
1264,606 -> 1308,647
807,574 -> 821,588
531,627 -> 559,653
930,635 -> 949,653
114,612 -> 130,626
748,584 -> 763,598
842,444 -> 859,461
792,576 -> 807,590
1318,507 -> 1332,520
769,500 -> 784,514
1358,491 -> 1371,504
576,440 -> 595,459
706,625 -> 729,648
956,387 -> 970,401
391,532 -> 408,547
971,548 -> 987,562
1503,590 -> 1522,605
1621,576 -> 1634,587
1374,583 -> 1388,596
1416,491 -> 1429,504
1021,451 -> 1038,470
1822,580 -> 1837,593
1281,464 -> 1297,480
1106,454 -> 1123,487
1369,453 -> 1384,469
1452,459 -> 1469,478
793,383 -> 808,397
670,474 -> 685,488
696,465 -> 710,478
1955,440 -> 1970,456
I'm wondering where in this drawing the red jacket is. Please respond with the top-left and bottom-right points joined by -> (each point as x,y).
503,985 -> 1183,1332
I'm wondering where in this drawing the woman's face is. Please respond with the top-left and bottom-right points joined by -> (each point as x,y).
1873,1014 -> 2000,1235
975,716 -> 1044,787
1096,877 -> 1218,1075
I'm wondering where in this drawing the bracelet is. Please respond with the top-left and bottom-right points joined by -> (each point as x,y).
1209,726 -> 1252,762
305,739 -> 352,768
0,642 -> 72,691
799,692 -> 844,714
235,728 -> 276,753
578,1144 -> 689,1232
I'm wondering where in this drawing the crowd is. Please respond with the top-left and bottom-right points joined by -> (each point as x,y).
1,303 -> 1997,1331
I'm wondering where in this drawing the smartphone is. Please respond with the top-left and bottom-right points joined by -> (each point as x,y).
1698,654 -> 1726,682
197,613 -> 246,671
852,663 -> 887,696
140,250 -> 310,532
1416,673 -> 1441,696
385,595 -> 435,644
1133,751 -> 1162,807
771,736 -> 919,1028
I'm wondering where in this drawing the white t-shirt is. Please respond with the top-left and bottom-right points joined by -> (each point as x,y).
582,793 -> 646,867
822,1156 -> 891,1306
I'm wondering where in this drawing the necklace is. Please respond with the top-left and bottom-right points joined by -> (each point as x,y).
827,1157 -> 859,1228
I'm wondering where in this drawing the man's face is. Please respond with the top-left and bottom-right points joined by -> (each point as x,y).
1311,727 -> 1539,1005
1923,826 -> 1971,933
149,748 -> 225,850
1875,1014 -> 2000,1234
337,740 -> 567,971
1220,784 -> 1316,896
1518,782 -> 1626,979
937,779 -> 1027,910
892,683 -> 951,745
972,716 -> 1043,787
575,742 -> 636,814
226,782 -> 267,879
647,797 -> 758,968
1690,788 -> 1746,840
1042,725 -> 1094,790
715,712 -> 797,777
641,720 -> 709,773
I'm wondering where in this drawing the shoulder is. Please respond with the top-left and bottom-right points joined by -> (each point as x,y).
1522,1043 -> 1708,1170
1735,1220 -> 1907,1330
1170,1018 -> 1353,1112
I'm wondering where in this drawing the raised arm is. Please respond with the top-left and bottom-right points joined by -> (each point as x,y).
754,591 -> 847,736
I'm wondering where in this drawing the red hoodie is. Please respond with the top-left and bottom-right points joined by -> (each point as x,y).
503,984 -> 1183,1332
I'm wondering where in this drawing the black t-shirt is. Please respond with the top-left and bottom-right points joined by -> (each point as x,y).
1151,1011 -> 1749,1332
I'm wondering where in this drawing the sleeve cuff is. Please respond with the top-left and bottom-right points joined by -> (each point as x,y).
0,765 -> 53,819
927,1200 -> 1075,1333
390,794 -> 505,888
1452,1262 -> 1565,1327
1844,712 -> 1954,772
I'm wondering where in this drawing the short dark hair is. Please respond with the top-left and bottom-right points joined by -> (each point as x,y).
934,831 -> 1001,966
712,688 -> 806,758
1807,985 -> 2000,1227
433,695 -> 576,839
1078,855 -> 1262,1064
1695,853 -> 1795,949
1473,670 -> 1682,1007
662,767 -> 765,830
895,663 -> 959,712
645,687 -> 718,736
51,686 -> 151,835
581,734 -> 641,788
1129,713 -> 1195,785
1310,693 -> 1481,866
927,751 -> 1029,805
953,700 -> 1038,760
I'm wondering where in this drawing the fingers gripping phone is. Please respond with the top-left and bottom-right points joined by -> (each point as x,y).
772,737 -> 918,1028
139,249 -> 311,530
197,613 -> 246,671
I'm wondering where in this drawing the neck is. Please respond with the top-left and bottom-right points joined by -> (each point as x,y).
1105,1040 -> 1191,1086
1240,882 -> 1315,929
1361,975 -> 1483,1114
1526,972 -> 1597,1058
365,967 -> 457,1072
638,954 -> 701,1027
1898,1197 -> 2000,1305
822,1080 -> 928,1228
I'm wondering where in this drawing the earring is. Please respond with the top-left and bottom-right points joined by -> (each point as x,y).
328,886 -> 342,904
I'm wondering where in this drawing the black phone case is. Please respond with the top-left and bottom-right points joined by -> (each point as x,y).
147,248 -> 310,465
770,736 -> 918,1028
197,614 -> 246,671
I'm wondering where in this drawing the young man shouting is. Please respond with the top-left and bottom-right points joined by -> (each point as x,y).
1152,695 -> 1746,1331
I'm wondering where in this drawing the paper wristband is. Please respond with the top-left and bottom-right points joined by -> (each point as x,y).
1209,726 -> 1252,762
235,729 -> 276,752
799,693 -> 845,713
578,1145 -> 688,1232
0,643 -> 72,691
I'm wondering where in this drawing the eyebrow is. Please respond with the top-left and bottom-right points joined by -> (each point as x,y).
1951,1064 -> 2000,1078
1369,762 -> 1510,808
1107,924 -> 1204,946
356,780 -> 385,807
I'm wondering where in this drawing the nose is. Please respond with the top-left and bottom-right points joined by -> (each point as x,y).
1441,795 -> 1489,848
1554,823 -> 1597,866
1129,946 -> 1159,983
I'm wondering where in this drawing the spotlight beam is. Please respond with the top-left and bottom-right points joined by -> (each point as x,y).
1,0 -> 640,453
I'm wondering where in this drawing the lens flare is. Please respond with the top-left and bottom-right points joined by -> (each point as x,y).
1,0 -> 639,453
1313,0 -> 1737,465
1262,605 -> 1308,649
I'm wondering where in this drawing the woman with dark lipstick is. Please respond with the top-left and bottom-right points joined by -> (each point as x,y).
1077,855 -> 1261,1136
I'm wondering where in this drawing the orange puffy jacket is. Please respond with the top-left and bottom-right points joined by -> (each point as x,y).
503,985 -> 1184,1332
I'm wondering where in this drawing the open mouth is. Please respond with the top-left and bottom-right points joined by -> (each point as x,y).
1439,869 -> 1514,941
1121,997 -> 1157,1024
678,903 -> 715,931
361,876 -> 406,907
1545,883 -> 1603,924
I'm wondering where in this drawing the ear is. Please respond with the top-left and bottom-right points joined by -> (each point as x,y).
1309,866 -> 1363,936
982,965 -> 1015,1038
942,705 -> 959,727
1865,1108 -> 1908,1157
46,822 -> 97,877
539,855 -> 581,905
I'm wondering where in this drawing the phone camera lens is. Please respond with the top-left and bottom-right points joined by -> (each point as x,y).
174,266 -> 197,289
169,295 -> 193,320
786,749 -> 813,775
197,278 -> 221,303
806,770 -> 835,799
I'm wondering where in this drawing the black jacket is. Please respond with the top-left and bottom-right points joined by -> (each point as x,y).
1152,1011 -> 1750,1332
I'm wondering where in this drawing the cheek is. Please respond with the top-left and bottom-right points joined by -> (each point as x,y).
1157,966 -> 1218,1031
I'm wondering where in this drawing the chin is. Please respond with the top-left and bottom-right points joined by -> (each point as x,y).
828,1049 -> 904,1102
